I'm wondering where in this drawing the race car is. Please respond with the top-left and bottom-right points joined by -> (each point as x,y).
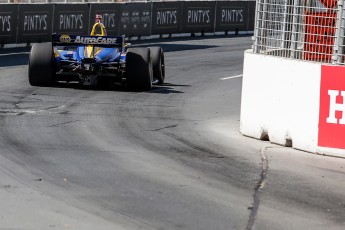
28,16 -> 165,90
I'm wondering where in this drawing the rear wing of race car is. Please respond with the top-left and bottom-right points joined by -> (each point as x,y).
52,34 -> 125,49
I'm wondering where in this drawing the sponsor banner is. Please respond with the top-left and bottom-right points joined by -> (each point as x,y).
318,65 -> 345,149
151,2 -> 183,35
52,34 -> 124,46
0,4 -> 18,44
182,1 -> 216,33
17,4 -> 53,43
0,1 -> 255,44
118,3 -> 151,37
215,1 -> 248,32
53,4 -> 89,35
90,3 -> 119,36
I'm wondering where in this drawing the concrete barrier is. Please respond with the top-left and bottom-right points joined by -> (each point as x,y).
241,50 -> 345,156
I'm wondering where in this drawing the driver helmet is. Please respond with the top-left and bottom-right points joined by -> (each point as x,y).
91,14 -> 107,36
95,14 -> 102,23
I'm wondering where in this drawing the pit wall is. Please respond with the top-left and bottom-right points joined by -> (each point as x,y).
241,51 -> 345,157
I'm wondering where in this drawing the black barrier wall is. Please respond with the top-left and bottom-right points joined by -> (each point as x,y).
0,1 -> 255,45
152,2 -> 183,35
54,4 -> 90,35
90,4 -> 119,36
18,4 -> 53,43
182,1 -> 216,34
0,4 -> 18,44
119,3 -> 152,37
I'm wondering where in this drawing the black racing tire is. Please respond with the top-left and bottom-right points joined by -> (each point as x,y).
28,42 -> 55,86
126,48 -> 152,91
150,47 -> 165,85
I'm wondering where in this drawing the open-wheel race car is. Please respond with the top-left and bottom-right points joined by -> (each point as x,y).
28,19 -> 165,91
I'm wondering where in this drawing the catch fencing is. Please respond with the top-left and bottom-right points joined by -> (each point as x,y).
253,0 -> 345,65
0,1 -> 255,45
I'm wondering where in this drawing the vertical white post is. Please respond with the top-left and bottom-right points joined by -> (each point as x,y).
254,0 -> 263,53
290,0 -> 301,58
332,0 -> 345,64
281,0 -> 288,50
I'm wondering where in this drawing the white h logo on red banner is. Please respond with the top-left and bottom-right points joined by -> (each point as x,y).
326,90 -> 345,124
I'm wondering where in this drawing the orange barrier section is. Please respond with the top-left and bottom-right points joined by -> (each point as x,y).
304,0 -> 337,62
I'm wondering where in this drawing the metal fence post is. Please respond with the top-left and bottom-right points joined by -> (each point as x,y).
332,0 -> 345,64
253,0 -> 262,53
281,0 -> 288,51
281,0 -> 295,57
290,0 -> 301,59
254,0 -> 269,53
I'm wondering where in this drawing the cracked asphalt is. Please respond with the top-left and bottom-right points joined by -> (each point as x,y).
0,36 -> 345,229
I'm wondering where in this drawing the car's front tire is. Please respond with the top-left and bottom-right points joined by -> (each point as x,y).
28,42 -> 55,86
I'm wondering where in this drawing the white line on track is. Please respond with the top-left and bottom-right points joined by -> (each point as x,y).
0,52 -> 29,56
220,74 -> 243,80
220,74 -> 243,81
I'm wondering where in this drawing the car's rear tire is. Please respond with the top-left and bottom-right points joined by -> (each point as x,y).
150,47 -> 165,85
126,48 -> 152,91
28,42 -> 55,86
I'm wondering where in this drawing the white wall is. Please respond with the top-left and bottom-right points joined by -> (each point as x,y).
240,51 -> 322,153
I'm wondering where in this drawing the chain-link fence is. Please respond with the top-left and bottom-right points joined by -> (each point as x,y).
253,0 -> 345,65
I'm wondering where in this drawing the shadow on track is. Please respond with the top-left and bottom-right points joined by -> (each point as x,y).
149,85 -> 185,94
135,43 -> 217,52
0,47 -> 30,67
0,53 -> 29,67
54,82 -> 186,94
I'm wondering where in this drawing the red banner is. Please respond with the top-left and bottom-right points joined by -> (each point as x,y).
304,0 -> 337,62
319,0 -> 337,9
304,13 -> 336,62
318,65 -> 345,149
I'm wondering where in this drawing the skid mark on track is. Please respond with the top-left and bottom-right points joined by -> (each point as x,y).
147,124 -> 178,132
164,133 -> 225,159
0,184 -> 16,193
0,105 -> 67,117
247,145 -> 270,230
48,120 -> 80,127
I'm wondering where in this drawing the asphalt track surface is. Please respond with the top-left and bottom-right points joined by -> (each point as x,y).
0,37 -> 345,230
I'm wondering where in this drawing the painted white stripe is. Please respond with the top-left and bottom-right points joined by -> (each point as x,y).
220,74 -> 243,80
0,52 -> 29,56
